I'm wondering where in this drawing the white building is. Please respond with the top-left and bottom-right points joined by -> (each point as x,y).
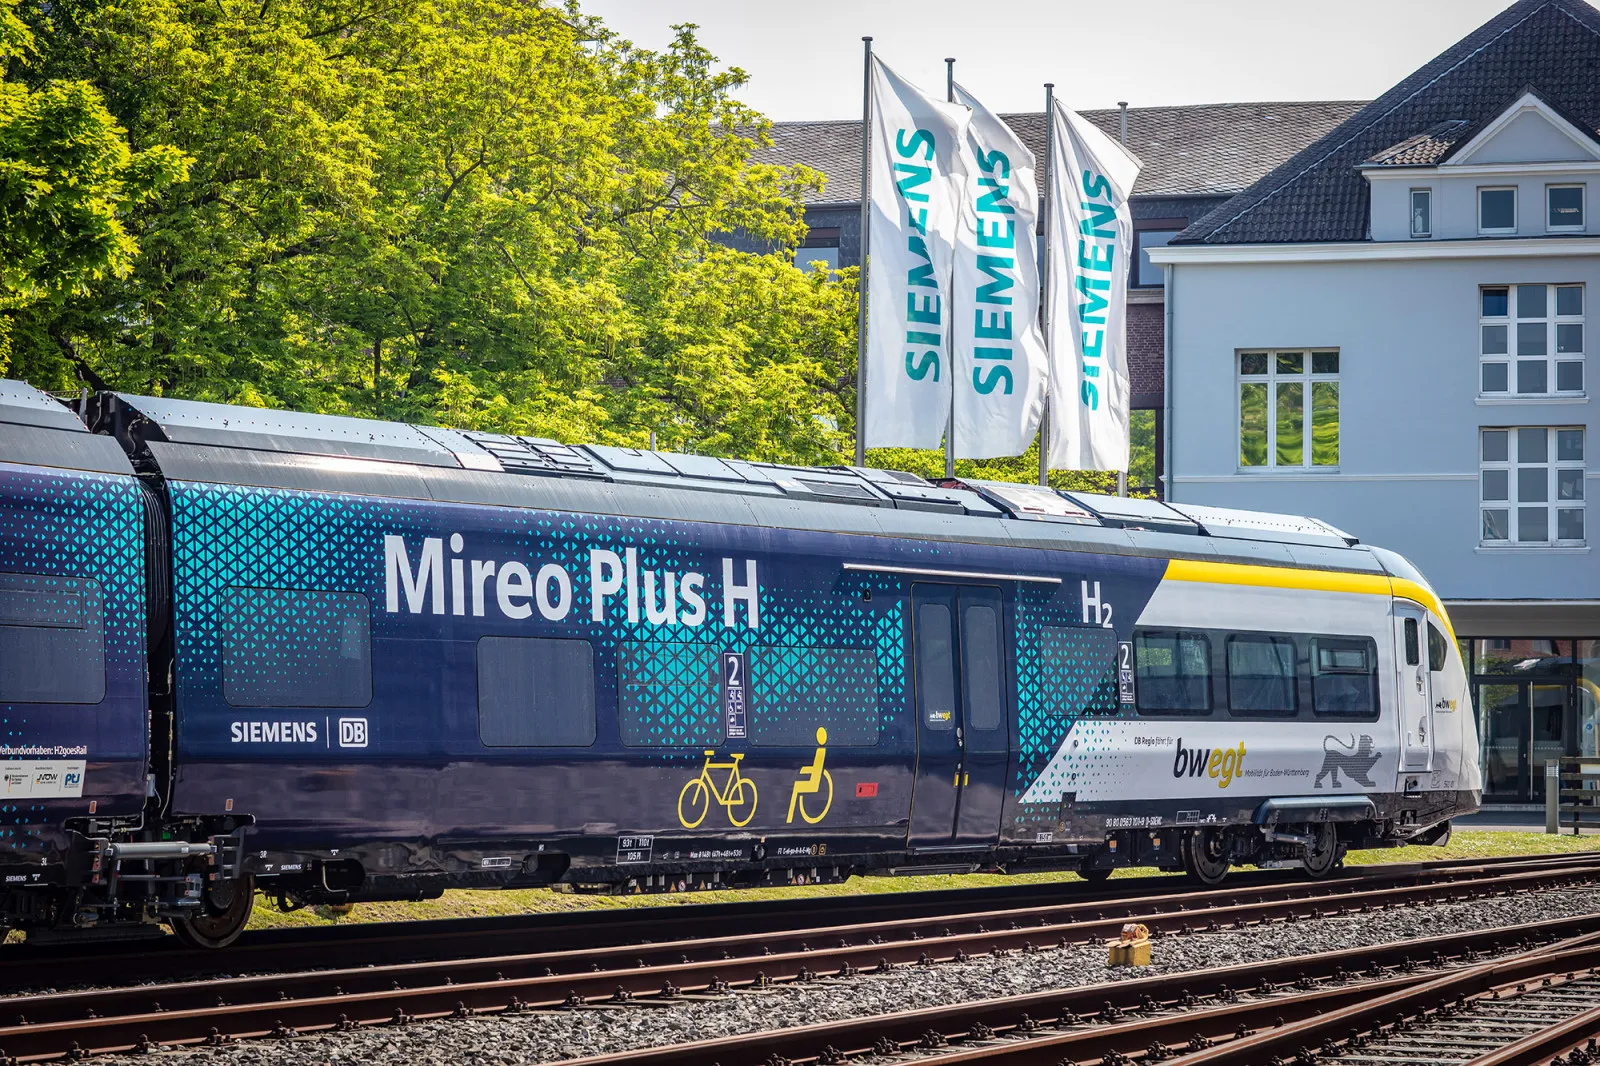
1150,0 -> 1600,803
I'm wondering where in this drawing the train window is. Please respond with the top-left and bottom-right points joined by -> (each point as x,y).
1038,626 -> 1120,716
1427,623 -> 1448,672
0,574 -> 106,704
915,603 -> 957,731
750,647 -> 879,746
1226,635 -> 1297,716
1133,630 -> 1211,715
1403,618 -> 1420,666
962,603 -> 1005,732
222,588 -> 371,708
477,637 -> 595,747
1311,637 -> 1380,718
617,641 -> 723,746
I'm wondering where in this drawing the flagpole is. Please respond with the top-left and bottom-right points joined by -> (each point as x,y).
944,56 -> 957,481
1037,83 -> 1054,487
854,37 -> 874,468
1116,100 -> 1129,498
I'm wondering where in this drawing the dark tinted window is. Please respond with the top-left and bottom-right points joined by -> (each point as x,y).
962,603 -> 1004,731
916,602 -> 956,731
1227,636 -> 1296,715
1134,630 -> 1211,715
222,588 -> 371,708
477,637 -> 595,747
617,641 -> 721,746
0,574 -> 106,704
1427,623 -> 1448,673
1312,637 -> 1379,718
751,646 -> 879,746
1403,618 -> 1419,665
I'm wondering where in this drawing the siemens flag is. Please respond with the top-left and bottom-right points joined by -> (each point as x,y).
950,81 -> 1047,459
1044,99 -> 1141,472
862,57 -> 970,450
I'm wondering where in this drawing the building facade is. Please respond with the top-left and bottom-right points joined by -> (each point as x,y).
747,101 -> 1365,489
1151,0 -> 1600,802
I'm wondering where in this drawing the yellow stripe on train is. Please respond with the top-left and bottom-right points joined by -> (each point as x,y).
1162,559 -> 1456,645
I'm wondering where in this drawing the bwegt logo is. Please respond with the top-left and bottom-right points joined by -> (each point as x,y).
1172,740 -> 1247,789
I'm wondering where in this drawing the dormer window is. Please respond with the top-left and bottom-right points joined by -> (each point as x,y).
1479,187 -> 1517,234
1409,189 -> 1432,238
1548,185 -> 1585,231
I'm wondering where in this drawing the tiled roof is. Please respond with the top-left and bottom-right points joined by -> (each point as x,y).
753,101 -> 1367,204
1177,0 -> 1600,244
1364,120 -> 1472,166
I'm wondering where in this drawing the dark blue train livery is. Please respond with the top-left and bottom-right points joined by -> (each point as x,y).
0,381 -> 1477,946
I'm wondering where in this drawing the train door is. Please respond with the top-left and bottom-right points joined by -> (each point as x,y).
1395,605 -> 1435,772
908,584 -> 1011,848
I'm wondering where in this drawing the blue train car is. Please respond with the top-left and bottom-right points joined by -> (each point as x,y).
0,382 -> 148,923
0,385 -> 1476,945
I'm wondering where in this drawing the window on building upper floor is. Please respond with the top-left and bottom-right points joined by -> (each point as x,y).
1480,427 -> 1585,546
1237,350 -> 1339,470
1133,227 -> 1182,287
795,227 -> 841,272
1479,187 -> 1517,234
1410,189 -> 1432,238
1480,284 -> 1583,396
1548,185 -> 1585,231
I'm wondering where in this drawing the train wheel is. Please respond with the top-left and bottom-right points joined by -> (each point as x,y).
170,875 -> 255,949
1078,861 -> 1112,883
1301,823 -> 1344,880
678,778 -> 711,829
726,777 -> 759,827
1182,829 -> 1230,886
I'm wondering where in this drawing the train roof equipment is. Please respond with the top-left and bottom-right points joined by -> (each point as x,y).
73,385 -> 1387,576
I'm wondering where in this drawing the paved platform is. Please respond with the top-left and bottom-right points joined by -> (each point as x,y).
1456,807 -> 1598,834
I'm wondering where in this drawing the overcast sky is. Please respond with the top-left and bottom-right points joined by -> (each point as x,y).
578,0 -> 1544,119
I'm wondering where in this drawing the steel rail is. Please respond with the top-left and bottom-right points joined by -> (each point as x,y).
0,863 -> 1595,1062
551,920 -> 1600,1066
1172,939 -> 1600,1066
8,848 -> 1580,992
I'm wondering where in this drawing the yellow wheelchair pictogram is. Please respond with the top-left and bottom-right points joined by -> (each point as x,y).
678,750 -> 759,829
786,727 -> 834,825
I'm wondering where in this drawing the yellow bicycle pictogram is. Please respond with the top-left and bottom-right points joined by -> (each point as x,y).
678,750 -> 759,828
786,727 -> 834,825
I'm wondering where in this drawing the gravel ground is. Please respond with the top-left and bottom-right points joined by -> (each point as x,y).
116,883 -> 1600,1066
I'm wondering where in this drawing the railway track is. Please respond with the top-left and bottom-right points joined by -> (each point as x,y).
1,855 -> 1597,1061
4,849 -> 1590,993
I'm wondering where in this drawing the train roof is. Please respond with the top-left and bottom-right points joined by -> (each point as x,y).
0,380 -> 134,475
73,385 -> 1382,575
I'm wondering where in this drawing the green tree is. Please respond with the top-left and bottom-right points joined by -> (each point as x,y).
0,0 -> 184,370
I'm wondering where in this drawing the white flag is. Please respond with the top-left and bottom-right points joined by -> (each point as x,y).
1044,99 -> 1142,471
863,58 -> 970,450
951,82 -> 1047,459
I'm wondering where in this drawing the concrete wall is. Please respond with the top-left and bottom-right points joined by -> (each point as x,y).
1167,253 -> 1600,602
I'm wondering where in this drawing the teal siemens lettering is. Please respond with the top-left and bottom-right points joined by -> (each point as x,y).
970,148 -> 1016,396
1076,168 -> 1116,411
895,128 -> 942,383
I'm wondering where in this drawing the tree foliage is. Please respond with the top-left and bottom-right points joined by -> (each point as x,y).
2,0 -> 1140,489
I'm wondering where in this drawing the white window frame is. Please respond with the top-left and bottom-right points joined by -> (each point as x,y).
1409,188 -> 1432,238
1236,349 -> 1340,471
1478,186 -> 1518,235
1479,283 -> 1584,397
1479,426 -> 1586,547
1546,184 -> 1586,232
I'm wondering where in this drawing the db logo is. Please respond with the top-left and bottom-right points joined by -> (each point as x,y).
338,718 -> 369,748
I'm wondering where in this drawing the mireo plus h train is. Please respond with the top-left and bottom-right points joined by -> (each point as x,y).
0,379 -> 1478,947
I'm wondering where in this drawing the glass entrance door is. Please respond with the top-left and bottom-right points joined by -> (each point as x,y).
1475,679 -> 1577,801
1478,683 -> 1527,799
